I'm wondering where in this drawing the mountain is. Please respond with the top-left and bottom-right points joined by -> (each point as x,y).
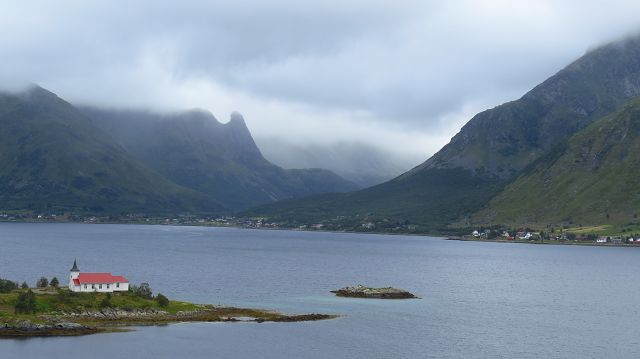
256,139 -> 417,188
247,35 -> 640,230
471,97 -> 640,227
0,86 -> 222,214
80,108 -> 359,210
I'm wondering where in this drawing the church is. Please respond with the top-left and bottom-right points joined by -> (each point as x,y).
68,260 -> 129,293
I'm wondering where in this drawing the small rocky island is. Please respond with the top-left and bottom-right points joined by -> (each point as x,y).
331,285 -> 417,299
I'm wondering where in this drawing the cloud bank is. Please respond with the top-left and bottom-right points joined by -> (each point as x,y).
1,0 -> 640,163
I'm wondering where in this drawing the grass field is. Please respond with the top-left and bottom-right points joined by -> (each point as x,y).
0,286 -> 200,321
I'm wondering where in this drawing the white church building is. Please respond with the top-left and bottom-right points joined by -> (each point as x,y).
68,260 -> 129,293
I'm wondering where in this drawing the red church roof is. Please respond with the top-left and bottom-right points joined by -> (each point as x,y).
76,273 -> 128,284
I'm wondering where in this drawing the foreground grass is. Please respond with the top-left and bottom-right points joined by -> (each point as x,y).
0,287 -> 198,318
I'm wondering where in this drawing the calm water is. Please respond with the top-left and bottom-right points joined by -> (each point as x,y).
1,223 -> 640,358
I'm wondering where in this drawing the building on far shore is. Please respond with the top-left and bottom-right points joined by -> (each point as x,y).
68,260 -> 129,293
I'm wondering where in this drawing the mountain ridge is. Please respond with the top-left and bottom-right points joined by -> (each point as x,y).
0,85 -> 357,215
247,34 -> 640,230
80,106 -> 359,211
0,86 -> 223,215
470,96 -> 640,227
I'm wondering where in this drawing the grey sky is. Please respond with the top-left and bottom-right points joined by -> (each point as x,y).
2,0 -> 640,163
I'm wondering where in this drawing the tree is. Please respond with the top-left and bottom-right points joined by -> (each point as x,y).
136,283 -> 153,299
14,290 -> 37,314
0,278 -> 18,293
50,277 -> 59,288
36,277 -> 48,288
21,281 -> 29,289
156,293 -> 169,308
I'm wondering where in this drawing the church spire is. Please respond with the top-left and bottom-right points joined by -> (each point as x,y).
70,259 -> 79,272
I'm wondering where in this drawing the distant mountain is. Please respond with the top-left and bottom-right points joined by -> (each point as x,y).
81,108 -> 359,210
472,97 -> 640,227
247,35 -> 640,229
256,139 -> 416,188
0,86 -> 222,214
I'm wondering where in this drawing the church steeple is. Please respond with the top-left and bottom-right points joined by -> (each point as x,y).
70,260 -> 79,272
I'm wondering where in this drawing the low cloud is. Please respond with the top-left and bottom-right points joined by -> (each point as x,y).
1,0 -> 640,163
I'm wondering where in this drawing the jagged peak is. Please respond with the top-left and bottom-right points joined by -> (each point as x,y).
227,112 -> 252,135
229,111 -> 246,125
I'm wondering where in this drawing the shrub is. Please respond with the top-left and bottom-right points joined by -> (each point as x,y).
0,278 -> 18,293
100,294 -> 112,309
57,289 -> 70,303
14,290 -> 37,314
36,277 -> 49,288
50,277 -> 59,288
130,283 -> 153,299
156,293 -> 169,308
21,281 -> 29,289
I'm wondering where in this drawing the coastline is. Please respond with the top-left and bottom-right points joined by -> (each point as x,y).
3,219 -> 639,248
445,236 -> 640,247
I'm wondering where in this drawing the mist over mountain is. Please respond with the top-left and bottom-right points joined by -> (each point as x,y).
256,139 -> 417,188
0,86 -> 222,214
0,84 -> 359,215
80,107 -> 359,211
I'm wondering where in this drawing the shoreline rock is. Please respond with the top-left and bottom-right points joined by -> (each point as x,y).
0,320 -> 97,337
0,307 -> 336,338
331,285 -> 417,299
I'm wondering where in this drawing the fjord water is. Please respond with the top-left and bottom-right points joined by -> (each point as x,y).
1,223 -> 640,358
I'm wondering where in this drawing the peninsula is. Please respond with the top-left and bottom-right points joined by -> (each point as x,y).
0,285 -> 334,338
0,261 -> 333,337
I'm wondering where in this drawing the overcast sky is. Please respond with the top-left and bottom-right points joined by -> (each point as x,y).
2,0 -> 640,163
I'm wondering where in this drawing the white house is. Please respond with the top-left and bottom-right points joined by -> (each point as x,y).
68,260 -> 129,293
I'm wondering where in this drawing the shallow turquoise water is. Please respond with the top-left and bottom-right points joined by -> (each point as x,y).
1,223 -> 639,358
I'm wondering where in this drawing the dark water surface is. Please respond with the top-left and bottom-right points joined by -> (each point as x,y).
1,223 -> 639,358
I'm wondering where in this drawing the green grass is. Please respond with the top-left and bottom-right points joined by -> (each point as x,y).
0,288 -> 200,318
564,223 -> 640,237
473,97 -> 640,228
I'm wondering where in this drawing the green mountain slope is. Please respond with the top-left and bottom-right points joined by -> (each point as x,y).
0,86 -> 222,214
472,97 -> 640,227
81,108 -> 359,211
247,35 -> 640,229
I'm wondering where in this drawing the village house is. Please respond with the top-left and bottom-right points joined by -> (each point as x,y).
362,222 -> 375,230
516,232 -> 533,240
68,260 -> 129,293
